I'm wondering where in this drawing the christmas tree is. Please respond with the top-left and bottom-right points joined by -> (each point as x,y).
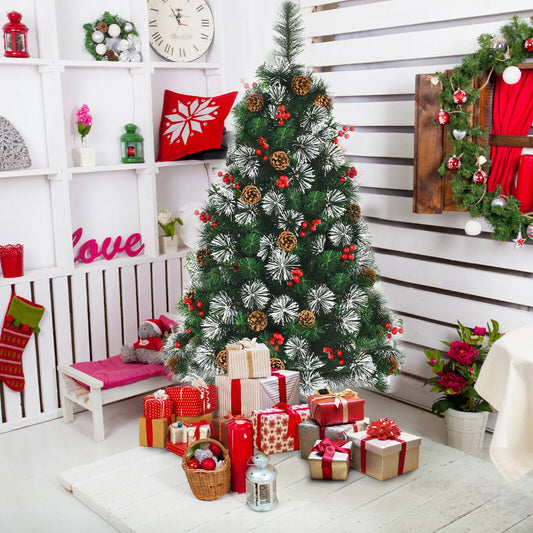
165,2 -> 403,394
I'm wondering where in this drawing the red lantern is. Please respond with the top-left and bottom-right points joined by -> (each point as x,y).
3,12 -> 29,58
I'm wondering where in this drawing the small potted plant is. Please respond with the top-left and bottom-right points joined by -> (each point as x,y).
424,319 -> 503,453
75,104 -> 95,166
157,208 -> 183,254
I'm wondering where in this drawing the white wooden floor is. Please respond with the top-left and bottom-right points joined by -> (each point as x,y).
1,390 -> 532,533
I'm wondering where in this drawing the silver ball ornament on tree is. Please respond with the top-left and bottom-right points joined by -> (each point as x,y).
465,220 -> 482,236
490,36 -> 507,51
491,196 -> 507,208
123,22 -> 133,33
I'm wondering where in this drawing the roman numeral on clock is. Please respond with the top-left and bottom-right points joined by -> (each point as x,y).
196,3 -> 204,11
164,44 -> 174,56
201,19 -> 210,27
201,33 -> 209,40
179,47 -> 186,57
149,19 -> 158,27
152,31 -> 163,45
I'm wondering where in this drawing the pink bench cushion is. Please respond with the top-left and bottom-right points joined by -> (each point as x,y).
71,355 -> 167,390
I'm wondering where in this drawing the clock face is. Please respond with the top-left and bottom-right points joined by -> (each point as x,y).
148,0 -> 214,62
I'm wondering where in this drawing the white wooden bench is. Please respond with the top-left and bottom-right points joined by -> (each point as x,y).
57,357 -> 170,443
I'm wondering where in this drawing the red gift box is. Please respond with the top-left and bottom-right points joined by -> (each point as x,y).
143,392 -> 173,419
307,390 -> 365,426
166,382 -> 217,416
166,440 -> 188,456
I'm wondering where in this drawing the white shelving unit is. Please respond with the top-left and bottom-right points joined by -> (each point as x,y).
0,0 -> 225,286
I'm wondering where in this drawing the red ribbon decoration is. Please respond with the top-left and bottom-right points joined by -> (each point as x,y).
255,403 -> 308,451
360,418 -> 406,476
224,411 -> 249,421
271,370 -> 287,404
311,437 -> 351,480
145,418 -> 153,447
190,420 -> 213,440
230,379 -> 242,415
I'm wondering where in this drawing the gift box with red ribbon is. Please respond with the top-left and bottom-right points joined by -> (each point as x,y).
299,417 -> 369,459
174,412 -> 213,425
142,389 -> 173,419
166,440 -> 188,457
251,403 -> 311,454
308,438 -> 353,480
216,369 -> 299,418
139,416 -> 171,448
307,390 -> 365,426
165,380 -> 216,416
169,420 -> 212,444
226,338 -> 271,380
347,418 -> 422,481
212,413 -> 251,448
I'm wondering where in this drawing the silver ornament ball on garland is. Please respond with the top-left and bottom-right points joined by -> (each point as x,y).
491,196 -> 507,208
490,36 -> 507,50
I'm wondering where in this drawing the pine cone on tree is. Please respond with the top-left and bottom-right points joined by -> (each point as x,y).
270,357 -> 285,370
277,231 -> 297,251
386,357 -> 399,375
196,248 -> 211,266
216,349 -> 228,371
105,49 -> 116,60
184,289 -> 195,302
360,268 -> 377,286
270,151 -> 290,170
291,75 -> 311,95
314,94 -> 332,109
246,93 -> 264,112
298,310 -> 316,328
248,310 -> 268,332
346,203 -> 361,221
96,21 -> 109,33
166,355 -> 182,373
241,185 -> 261,205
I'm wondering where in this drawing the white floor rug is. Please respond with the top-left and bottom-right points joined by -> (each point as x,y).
59,439 -> 533,533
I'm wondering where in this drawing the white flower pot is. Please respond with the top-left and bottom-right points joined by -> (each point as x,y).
77,146 -> 96,167
159,235 -> 179,255
444,408 -> 489,454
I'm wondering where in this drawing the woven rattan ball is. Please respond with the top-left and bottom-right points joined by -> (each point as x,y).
291,75 -> 312,95
196,248 -> 211,266
346,203 -> 361,221
248,310 -> 268,332
246,93 -> 264,112
241,185 -> 261,205
270,357 -> 285,370
360,268 -> 377,286
314,94 -> 332,109
270,151 -> 290,171
277,231 -> 297,252
216,349 -> 228,371
298,310 -> 316,328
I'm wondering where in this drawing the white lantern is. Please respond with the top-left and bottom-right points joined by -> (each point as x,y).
245,453 -> 277,511
502,66 -> 521,85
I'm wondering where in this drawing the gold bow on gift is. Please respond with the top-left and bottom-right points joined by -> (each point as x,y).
331,389 -> 358,408
227,337 -> 257,350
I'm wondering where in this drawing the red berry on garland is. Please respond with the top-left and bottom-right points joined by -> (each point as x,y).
273,345 -> 279,351
436,108 -> 450,125
446,156 -> 461,171
339,360 -> 344,366
175,342 -> 181,348
269,339 -> 275,345
300,231 -> 306,237
188,305 -> 194,311
525,37 -> 533,53
209,443 -> 222,458
198,311 -> 204,317
349,244 -> 355,251
188,458 -> 200,469
343,247 -> 349,253
200,457 -> 216,471
385,323 -> 391,329
263,156 -> 268,161
453,89 -> 468,105
302,222 -> 307,229
255,149 -> 262,156
472,169 -> 488,184
197,301 -> 202,308
263,144 -> 269,150
399,328 -> 403,334
328,353 -> 335,360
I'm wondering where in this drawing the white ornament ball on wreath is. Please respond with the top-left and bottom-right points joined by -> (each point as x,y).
465,220 -> 482,236
91,30 -> 104,44
108,23 -> 121,38
95,43 -> 107,55
502,65 -> 521,85
123,22 -> 133,33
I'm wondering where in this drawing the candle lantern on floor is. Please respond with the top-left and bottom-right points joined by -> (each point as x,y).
245,453 -> 277,512
120,123 -> 144,163
3,12 -> 29,58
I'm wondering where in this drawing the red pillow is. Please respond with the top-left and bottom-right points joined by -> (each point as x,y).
157,90 -> 238,161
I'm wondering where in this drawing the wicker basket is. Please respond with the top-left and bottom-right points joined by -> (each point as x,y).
182,438 -> 231,501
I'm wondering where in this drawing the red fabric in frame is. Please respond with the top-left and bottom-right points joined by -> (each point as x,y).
488,70 -> 533,195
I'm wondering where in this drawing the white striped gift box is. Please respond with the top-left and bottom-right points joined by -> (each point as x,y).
226,341 -> 271,380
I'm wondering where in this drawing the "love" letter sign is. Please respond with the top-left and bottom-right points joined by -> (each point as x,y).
72,228 -> 145,263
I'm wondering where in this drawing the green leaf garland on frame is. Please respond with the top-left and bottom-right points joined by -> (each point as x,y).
436,15 -> 533,243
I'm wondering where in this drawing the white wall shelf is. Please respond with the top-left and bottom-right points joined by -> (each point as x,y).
0,168 -> 61,179
69,164 -> 149,175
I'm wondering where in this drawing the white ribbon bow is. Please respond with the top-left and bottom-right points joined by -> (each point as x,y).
153,389 -> 169,400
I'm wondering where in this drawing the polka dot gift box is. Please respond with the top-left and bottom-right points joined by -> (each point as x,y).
166,379 -> 217,417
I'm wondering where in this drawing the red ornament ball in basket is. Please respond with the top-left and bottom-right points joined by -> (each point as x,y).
472,169 -> 488,184
525,37 -> 533,53
446,156 -> 461,171
436,108 -> 450,125
453,89 -> 468,105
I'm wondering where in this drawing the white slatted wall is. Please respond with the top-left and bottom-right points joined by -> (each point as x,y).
0,256 -> 187,432
302,0 -> 533,414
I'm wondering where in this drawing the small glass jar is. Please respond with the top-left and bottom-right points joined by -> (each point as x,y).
245,453 -> 277,512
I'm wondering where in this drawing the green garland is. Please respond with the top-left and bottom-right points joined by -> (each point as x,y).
436,15 -> 533,242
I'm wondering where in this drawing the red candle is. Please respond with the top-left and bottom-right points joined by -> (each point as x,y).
515,154 -> 533,213
228,418 -> 253,493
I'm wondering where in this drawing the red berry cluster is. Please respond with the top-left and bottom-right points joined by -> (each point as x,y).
183,295 -> 205,317
340,244 -> 356,265
256,137 -> 270,161
323,346 -> 345,366
232,262 -> 238,273
276,105 -> 290,125
339,166 -> 357,183
287,268 -> 303,286
217,171 -> 241,190
194,209 -> 218,228
337,125 -> 355,139
385,322 -> 403,339
174,339 -> 189,348
299,219 -> 321,237
269,333 -> 285,351
276,175 -> 289,188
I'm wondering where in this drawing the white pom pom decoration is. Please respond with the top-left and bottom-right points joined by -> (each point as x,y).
95,43 -> 107,55
502,65 -> 521,85
465,220 -> 482,236
108,23 -> 121,38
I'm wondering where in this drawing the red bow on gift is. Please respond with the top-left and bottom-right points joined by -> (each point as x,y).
224,411 -> 249,421
366,417 -> 401,440
312,437 -> 350,457
272,402 -> 303,446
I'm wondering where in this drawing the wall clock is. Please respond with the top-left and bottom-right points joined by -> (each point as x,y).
148,0 -> 214,62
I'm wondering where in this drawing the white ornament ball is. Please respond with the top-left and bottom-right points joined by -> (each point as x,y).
91,30 -> 104,44
108,23 -> 121,38
502,65 -> 521,85
465,220 -> 482,236
95,43 -> 107,55
123,22 -> 133,33
527,223 -> 533,240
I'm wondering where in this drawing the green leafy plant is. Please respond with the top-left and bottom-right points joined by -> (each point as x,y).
157,209 -> 183,239
424,320 -> 503,414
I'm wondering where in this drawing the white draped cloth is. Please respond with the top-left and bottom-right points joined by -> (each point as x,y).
475,323 -> 533,483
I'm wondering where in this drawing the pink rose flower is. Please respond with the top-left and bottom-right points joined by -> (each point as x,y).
437,372 -> 467,394
473,326 -> 486,336
76,104 -> 92,126
448,340 -> 478,366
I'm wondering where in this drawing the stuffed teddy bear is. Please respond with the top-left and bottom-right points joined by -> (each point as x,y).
121,316 -> 176,365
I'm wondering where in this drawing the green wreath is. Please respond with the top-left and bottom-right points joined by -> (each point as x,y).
435,15 -> 533,243
83,12 -> 140,62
